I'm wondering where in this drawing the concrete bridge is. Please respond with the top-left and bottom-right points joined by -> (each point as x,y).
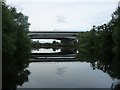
28,31 -> 79,45
29,53 -> 78,62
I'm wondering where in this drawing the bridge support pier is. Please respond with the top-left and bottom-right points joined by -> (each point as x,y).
61,38 -> 76,45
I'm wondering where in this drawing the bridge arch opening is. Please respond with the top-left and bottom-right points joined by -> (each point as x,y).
32,39 -> 61,44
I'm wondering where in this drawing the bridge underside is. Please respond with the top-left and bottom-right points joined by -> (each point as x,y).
28,32 -> 78,45
30,37 -> 77,45
31,38 -> 76,45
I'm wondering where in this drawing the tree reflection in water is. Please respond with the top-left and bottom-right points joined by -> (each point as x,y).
3,45 -> 120,89
3,52 -> 31,90
77,47 -> 120,90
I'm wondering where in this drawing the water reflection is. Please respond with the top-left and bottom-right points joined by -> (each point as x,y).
56,67 -> 67,77
77,47 -> 120,89
18,62 -> 117,88
3,51 -> 31,90
17,46 -> 120,89
3,45 -> 120,89
30,47 -> 77,62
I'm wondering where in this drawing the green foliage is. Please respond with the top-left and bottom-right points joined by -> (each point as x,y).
77,3 -> 120,66
2,2 -> 31,89
2,2 -> 31,58
78,5 -> 120,57
112,6 -> 120,55
77,5 -> 120,80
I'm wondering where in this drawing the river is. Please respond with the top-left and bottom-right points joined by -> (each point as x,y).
17,47 -> 120,88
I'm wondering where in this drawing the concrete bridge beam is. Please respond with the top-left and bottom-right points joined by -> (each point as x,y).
61,38 -> 76,45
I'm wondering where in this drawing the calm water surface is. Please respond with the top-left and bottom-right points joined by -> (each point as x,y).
18,48 -> 119,88
18,62 -> 117,88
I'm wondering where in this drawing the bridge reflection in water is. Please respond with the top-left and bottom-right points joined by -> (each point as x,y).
29,47 -> 79,62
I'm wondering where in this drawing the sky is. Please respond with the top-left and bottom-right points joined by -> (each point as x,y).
6,0 -> 119,31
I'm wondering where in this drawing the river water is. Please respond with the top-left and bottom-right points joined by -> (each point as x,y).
17,47 -> 120,88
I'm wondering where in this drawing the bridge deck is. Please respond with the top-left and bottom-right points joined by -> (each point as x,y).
28,31 -> 78,39
29,58 -> 79,62
30,53 -> 78,62
29,31 -> 80,33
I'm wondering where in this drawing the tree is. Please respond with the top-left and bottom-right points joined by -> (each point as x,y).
112,5 -> 120,55
2,2 -> 31,89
